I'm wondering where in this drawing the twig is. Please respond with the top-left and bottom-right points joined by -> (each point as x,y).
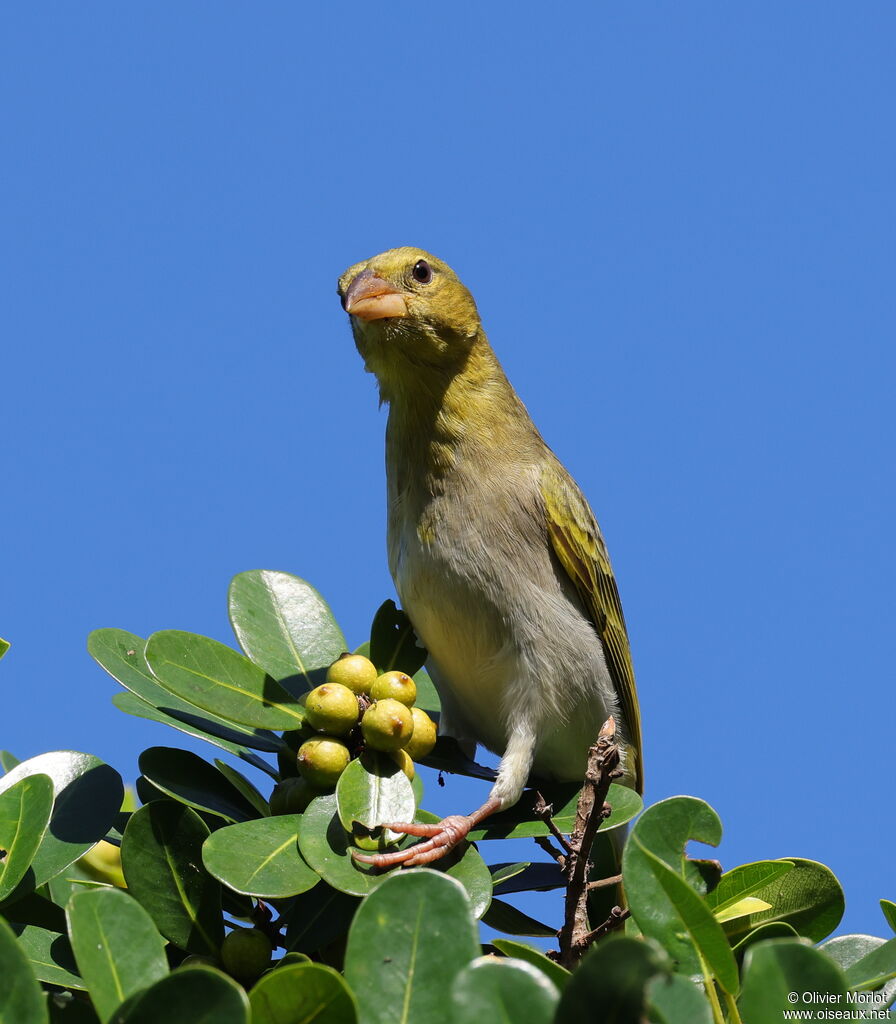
586,873 -> 623,891
581,906 -> 630,946
533,834 -> 567,869
533,792 -> 574,856
555,716 -> 622,969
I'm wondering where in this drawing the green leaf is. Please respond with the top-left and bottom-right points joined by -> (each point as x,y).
411,667 -> 441,714
0,753 -> 123,888
109,966 -> 249,1023
112,693 -> 279,778
228,571 -> 347,697
556,936 -> 669,1024
335,753 -> 415,846
249,962 -> 358,1023
822,934 -> 896,992
722,858 -> 845,944
492,862 -> 565,895
469,783 -> 641,841
145,630 -> 306,730
738,938 -> 848,1019
344,870 -> 478,1024
213,761 -> 270,818
645,974 -> 713,1024
732,921 -> 799,957
0,890 -> 67,932
452,957 -> 558,1023
137,747 -> 260,823
298,795 -> 492,916
67,888 -> 168,1023
120,802 -> 222,956
881,900 -> 896,936
0,774 -> 54,902
11,923 -> 83,989
0,916 -> 48,1024
621,797 -> 729,983
369,600 -> 426,676
0,750 -> 21,774
489,862 -> 530,889
482,898 -> 555,937
90,630 -> 284,757
283,885 -> 361,956
202,817 -> 319,899
491,939 -> 571,991
0,637 -> 9,660
705,860 -> 794,916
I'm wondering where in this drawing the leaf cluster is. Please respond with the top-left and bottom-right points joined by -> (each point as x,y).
0,572 -> 894,1022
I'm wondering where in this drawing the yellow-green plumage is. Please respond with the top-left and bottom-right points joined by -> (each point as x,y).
338,248 -> 643,841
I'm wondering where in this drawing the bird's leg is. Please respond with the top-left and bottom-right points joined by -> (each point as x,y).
352,796 -> 502,868
352,722 -> 535,869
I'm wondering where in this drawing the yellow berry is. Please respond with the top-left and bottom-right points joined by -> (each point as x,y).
326,653 -> 378,695
370,670 -> 417,707
297,737 -> 351,786
403,708 -> 438,760
304,683 -> 360,736
360,699 -> 414,752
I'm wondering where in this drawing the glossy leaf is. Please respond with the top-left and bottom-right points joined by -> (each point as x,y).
645,974 -> 713,1024
412,667 -> 441,714
137,747 -> 259,823
0,916 -> 48,1024
482,898 -> 556,937
0,752 -> 123,887
228,570 -> 347,697
335,753 -> 415,846
213,761 -> 270,818
145,630 -> 305,730
202,817 -> 318,899
90,629 -> 284,756
491,939 -> 571,991
298,795 -> 491,915
469,782 -> 640,841
0,750 -> 20,773
738,938 -> 848,1019
110,966 -> 249,1023
0,773 -> 54,902
369,600 -> 427,676
1,890 -> 67,932
11,923 -> 83,989
556,936 -> 669,1023
452,957 -> 558,1024
283,884 -> 361,955
732,921 -> 799,957
0,637 -> 9,659
121,802 -> 222,956
823,934 -> 896,991
492,861 -> 565,895
881,900 -> 896,935
249,962 -> 358,1023
705,860 -> 794,916
67,888 -> 168,1023
344,870 -> 478,1024
623,808 -> 738,993
722,858 -> 844,944
111,693 -> 279,777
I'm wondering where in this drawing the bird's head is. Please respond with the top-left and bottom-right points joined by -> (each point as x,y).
337,247 -> 481,398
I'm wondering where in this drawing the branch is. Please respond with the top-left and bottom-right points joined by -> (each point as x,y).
554,716 -> 622,969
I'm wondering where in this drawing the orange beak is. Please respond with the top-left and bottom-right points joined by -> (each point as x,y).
343,270 -> 408,322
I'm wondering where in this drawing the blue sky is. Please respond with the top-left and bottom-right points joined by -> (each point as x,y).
2,5 -> 893,940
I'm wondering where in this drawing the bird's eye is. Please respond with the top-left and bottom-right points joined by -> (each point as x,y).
412,259 -> 433,284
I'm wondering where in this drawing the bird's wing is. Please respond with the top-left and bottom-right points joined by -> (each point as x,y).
541,459 -> 643,793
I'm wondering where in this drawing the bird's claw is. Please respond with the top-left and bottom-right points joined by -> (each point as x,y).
351,814 -> 473,869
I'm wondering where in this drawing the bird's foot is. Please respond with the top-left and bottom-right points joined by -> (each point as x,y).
351,796 -> 502,870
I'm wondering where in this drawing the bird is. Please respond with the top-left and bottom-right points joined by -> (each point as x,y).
336,247 -> 642,868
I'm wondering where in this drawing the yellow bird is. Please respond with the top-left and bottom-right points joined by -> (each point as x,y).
337,247 -> 642,867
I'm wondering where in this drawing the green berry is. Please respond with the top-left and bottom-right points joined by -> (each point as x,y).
403,708 -> 438,760
269,776 -> 320,814
304,683 -> 361,736
389,747 -> 415,780
370,670 -> 417,707
297,737 -> 351,786
326,653 -> 378,695
361,698 -> 414,752
220,927 -> 272,981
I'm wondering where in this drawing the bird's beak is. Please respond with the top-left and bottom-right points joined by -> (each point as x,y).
343,270 -> 408,321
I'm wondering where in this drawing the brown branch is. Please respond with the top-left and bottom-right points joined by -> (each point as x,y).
586,872 -> 623,891
581,906 -> 630,946
555,716 -> 622,969
533,834 -> 567,869
533,792 -> 574,856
